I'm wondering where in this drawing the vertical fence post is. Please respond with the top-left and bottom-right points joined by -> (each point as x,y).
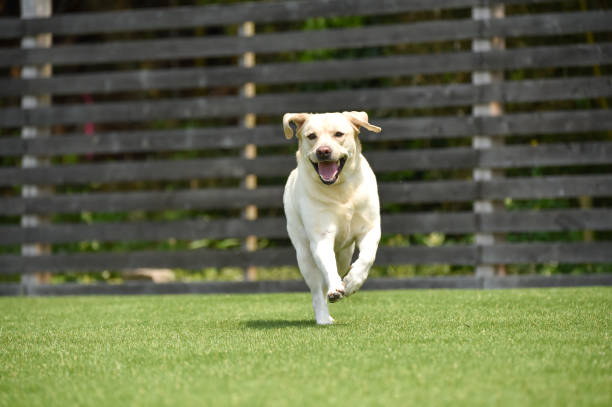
472,4 -> 506,277
20,0 -> 52,292
240,21 -> 258,281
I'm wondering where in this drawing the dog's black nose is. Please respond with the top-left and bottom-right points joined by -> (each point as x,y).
316,146 -> 332,161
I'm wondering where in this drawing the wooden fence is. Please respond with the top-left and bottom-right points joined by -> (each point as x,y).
1,0 -> 611,295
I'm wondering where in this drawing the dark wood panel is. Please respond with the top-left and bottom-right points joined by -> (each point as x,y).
479,209 -> 612,233
0,247 -> 296,273
481,273 -> 612,289
380,175 -> 612,204
0,155 -> 297,186
4,273 -> 611,297
3,110 -> 611,157
382,209 -> 612,235
371,142 -> 612,172
21,280 -> 309,296
0,0 -> 553,39
2,242 -> 611,274
2,175 -> 610,216
1,76 -> 610,127
479,175 -> 612,200
1,11 -> 609,67
4,208 -> 609,246
478,142 -> 612,168
0,245 -> 478,273
0,187 -> 287,216
4,111 -> 610,155
3,43 -> 610,97
2,142 -> 609,187
482,242 -> 612,264
0,125 -> 275,157
0,217 -> 287,245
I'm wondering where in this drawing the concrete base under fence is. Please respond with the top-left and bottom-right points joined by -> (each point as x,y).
1,274 -> 611,296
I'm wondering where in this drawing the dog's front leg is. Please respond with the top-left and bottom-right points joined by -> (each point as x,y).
343,225 -> 381,296
310,236 -> 345,303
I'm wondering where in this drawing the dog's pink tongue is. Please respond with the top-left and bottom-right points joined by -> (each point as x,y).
318,161 -> 339,180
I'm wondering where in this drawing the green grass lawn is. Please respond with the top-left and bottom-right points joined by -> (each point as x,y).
1,287 -> 610,407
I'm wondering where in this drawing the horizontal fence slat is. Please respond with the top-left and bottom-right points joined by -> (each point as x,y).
1,175 -> 611,216
3,209 -> 611,246
3,43 -> 611,97
3,273 -> 611,297
482,243 -> 612,264
379,175 -> 612,204
1,11 -> 609,68
2,110 -> 611,157
2,242 -> 611,274
383,209 -> 612,235
1,142 -> 610,186
0,187 -> 287,216
0,156 -> 295,186
0,218 -> 287,245
478,142 -> 612,168
479,209 -> 612,233
1,76 -> 610,127
0,0 -> 554,39
0,248 -> 296,273
0,246 -> 477,273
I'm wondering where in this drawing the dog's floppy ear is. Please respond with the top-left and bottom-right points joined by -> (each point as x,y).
283,113 -> 310,139
342,111 -> 381,133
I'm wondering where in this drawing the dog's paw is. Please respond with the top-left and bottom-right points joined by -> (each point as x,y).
327,285 -> 345,303
316,315 -> 335,325
343,272 -> 365,296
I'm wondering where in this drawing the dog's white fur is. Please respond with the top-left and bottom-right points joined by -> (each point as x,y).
282,111 -> 382,325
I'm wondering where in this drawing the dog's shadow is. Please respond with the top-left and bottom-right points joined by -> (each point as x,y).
243,319 -> 317,330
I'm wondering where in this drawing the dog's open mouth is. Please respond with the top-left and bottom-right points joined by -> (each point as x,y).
311,157 -> 347,185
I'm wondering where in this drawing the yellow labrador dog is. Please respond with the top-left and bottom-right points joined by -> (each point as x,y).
283,111 -> 382,325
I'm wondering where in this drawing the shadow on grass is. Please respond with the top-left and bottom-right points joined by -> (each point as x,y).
243,319 -> 317,329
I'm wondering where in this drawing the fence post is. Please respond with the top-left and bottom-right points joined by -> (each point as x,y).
20,0 -> 53,292
240,21 -> 258,281
472,4 -> 506,277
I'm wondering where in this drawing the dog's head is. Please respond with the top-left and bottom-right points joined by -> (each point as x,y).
283,111 -> 381,185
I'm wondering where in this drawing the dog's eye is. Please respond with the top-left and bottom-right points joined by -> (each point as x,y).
334,132 -> 344,138
307,133 -> 317,140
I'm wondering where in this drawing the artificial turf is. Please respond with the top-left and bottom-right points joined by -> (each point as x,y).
0,287 -> 610,407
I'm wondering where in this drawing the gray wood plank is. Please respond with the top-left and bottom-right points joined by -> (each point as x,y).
22,280 -> 309,296
0,0 -> 553,39
3,273 -> 610,296
3,43 -> 610,97
0,187 -> 287,216
4,208 -> 609,246
1,175 -> 610,216
379,175 -> 612,204
0,217 -> 287,245
479,175 -> 612,200
479,209 -> 612,233
383,209 -> 612,235
2,110 -> 610,157
0,245 -> 479,273
0,155 -> 297,186
478,142 -> 612,169
482,273 -> 612,289
1,11 -> 609,68
482,242 -> 612,264
0,247 -> 297,273
1,76 -> 610,127
4,272 -> 610,297
2,242 -> 611,274
2,141 -> 610,187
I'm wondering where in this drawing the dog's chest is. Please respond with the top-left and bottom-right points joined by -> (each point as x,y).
334,204 -> 368,249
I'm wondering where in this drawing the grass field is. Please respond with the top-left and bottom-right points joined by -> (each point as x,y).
1,287 -> 610,407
